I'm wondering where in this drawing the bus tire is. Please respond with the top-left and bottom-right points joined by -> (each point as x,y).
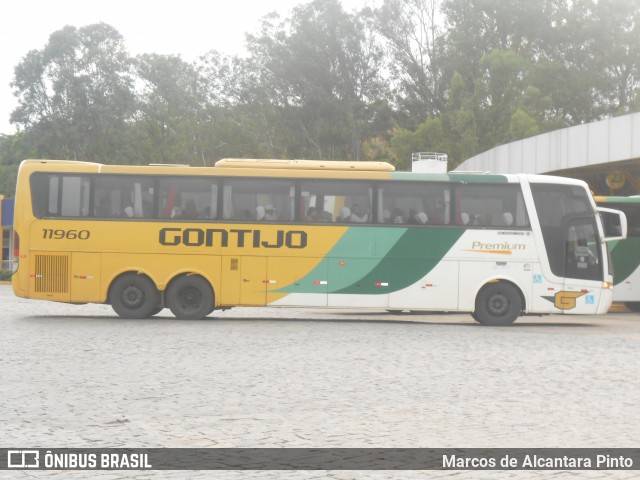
167,275 -> 214,320
473,282 -> 522,326
109,273 -> 160,319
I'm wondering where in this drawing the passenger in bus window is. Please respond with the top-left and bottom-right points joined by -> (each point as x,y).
337,207 -> 351,222
95,196 -> 112,217
391,208 -> 405,224
350,204 -> 369,223
414,212 -> 428,225
180,199 -> 199,219
319,211 -> 333,222
264,205 -> 278,221
427,201 -> 445,225
306,207 -> 318,222
123,204 -> 134,218
142,200 -> 153,218
501,212 -> 514,226
171,206 -> 182,218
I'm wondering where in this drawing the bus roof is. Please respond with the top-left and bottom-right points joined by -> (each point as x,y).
17,159 -> 590,188
214,158 -> 396,171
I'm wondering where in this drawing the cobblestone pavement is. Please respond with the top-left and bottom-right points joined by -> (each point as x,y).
2,284 -> 639,479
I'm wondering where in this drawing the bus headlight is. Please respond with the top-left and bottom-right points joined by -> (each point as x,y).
602,281 -> 613,290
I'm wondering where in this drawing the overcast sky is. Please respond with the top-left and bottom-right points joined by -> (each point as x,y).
0,0 -> 373,135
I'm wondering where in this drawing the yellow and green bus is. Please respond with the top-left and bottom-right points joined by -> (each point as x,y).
11,159 -> 625,325
595,196 -> 640,311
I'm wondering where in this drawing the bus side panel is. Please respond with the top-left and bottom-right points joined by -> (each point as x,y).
613,266 -> 640,302
220,256 -> 241,306
388,260 -> 459,310
529,262 -> 564,314
452,229 -> 538,313
328,257 -> 389,308
609,237 -> 640,302
267,256 -> 328,307
71,252 -> 101,303
458,262 -> 533,313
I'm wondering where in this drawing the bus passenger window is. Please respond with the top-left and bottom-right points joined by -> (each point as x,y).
301,180 -> 372,224
159,177 -> 218,221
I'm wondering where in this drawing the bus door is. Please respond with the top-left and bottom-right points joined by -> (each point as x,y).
560,217 -> 602,310
220,256 -> 267,306
532,216 -> 602,312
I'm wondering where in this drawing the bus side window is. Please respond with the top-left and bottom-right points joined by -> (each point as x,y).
159,178 -> 218,221
30,173 -> 52,217
457,184 -> 529,229
300,180 -> 372,225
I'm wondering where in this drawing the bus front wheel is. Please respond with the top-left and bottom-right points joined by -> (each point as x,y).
473,282 -> 522,326
167,275 -> 214,320
109,273 -> 160,319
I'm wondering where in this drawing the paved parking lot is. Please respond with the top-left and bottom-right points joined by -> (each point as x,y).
2,283 -> 639,479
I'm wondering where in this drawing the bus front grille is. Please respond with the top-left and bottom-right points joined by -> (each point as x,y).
34,254 -> 69,293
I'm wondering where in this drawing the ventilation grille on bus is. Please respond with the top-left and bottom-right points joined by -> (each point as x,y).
34,254 -> 69,293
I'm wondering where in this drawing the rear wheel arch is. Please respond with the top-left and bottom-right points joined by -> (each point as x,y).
166,273 -> 216,320
473,279 -> 526,326
108,271 -> 160,319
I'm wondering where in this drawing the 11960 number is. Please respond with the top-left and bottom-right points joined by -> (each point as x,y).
42,229 -> 91,240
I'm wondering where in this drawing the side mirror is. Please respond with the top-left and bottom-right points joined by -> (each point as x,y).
598,207 -> 627,242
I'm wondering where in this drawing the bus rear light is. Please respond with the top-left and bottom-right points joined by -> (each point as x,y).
12,231 -> 20,272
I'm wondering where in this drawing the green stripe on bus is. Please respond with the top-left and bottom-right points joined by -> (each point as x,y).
333,227 -> 464,294
609,238 -> 640,285
278,227 -> 467,295
276,227 -> 405,294
389,172 -> 509,183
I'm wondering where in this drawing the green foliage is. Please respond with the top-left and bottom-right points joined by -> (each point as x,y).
0,270 -> 12,281
10,23 -> 136,164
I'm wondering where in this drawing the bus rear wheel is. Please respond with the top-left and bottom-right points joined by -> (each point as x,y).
110,273 -> 160,319
473,282 -> 522,326
167,275 -> 214,320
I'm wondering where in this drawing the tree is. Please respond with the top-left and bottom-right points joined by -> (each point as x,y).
474,49 -> 529,148
572,0 -> 640,114
10,23 -> 135,162
374,0 -> 446,124
243,0 -> 388,160
132,53 -> 207,164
